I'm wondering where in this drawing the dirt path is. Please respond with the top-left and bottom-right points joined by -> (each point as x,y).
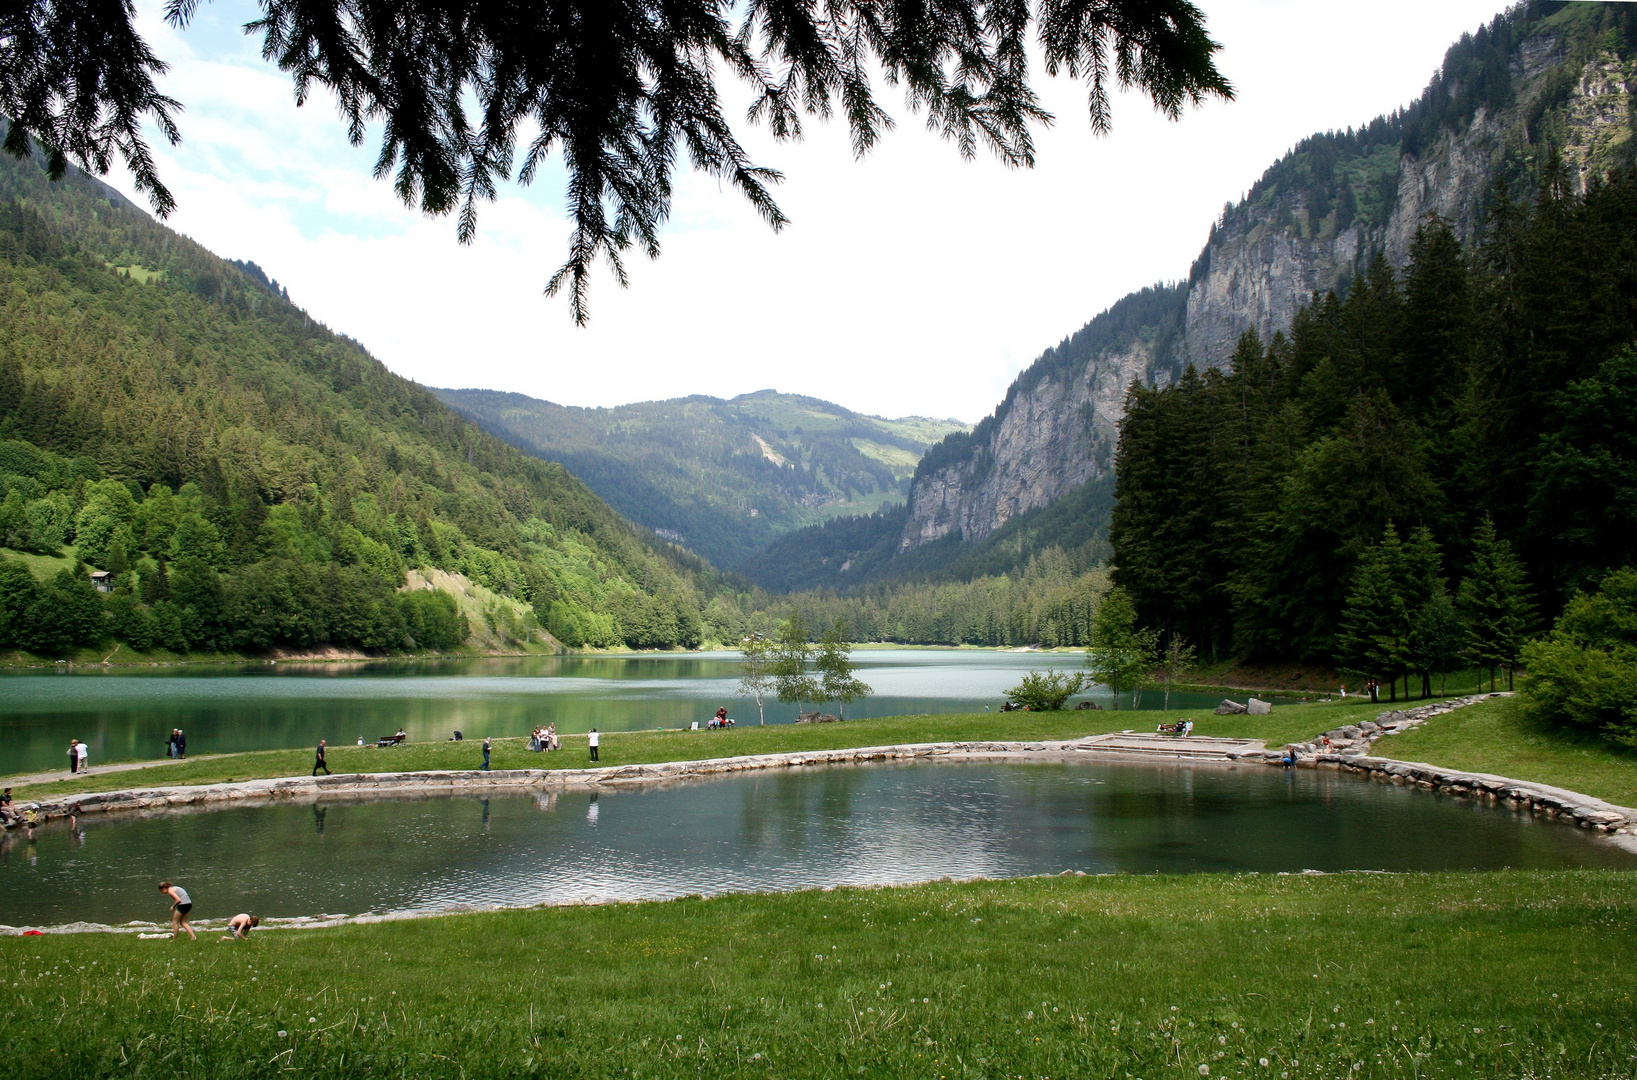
0,754 -> 229,790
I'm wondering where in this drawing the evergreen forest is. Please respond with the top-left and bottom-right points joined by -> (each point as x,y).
1110,160 -> 1637,701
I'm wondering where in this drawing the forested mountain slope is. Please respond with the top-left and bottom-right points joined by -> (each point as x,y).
433,387 -> 965,574
1113,166 -> 1637,673
0,138 -> 718,656
894,0 -> 1637,565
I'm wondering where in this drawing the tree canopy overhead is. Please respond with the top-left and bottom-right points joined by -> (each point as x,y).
0,0 -> 1231,320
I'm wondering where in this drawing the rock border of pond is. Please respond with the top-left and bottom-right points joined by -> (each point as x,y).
15,694 -> 1636,852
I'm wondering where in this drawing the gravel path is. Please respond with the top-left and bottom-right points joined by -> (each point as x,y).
0,754 -> 228,789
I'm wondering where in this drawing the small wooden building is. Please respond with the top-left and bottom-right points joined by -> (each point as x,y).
90,570 -> 114,593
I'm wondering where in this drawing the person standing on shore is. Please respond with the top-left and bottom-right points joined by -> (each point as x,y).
76,740 -> 88,773
67,740 -> 79,774
175,729 -> 187,759
481,737 -> 492,771
159,881 -> 196,940
588,728 -> 599,763
312,739 -> 330,776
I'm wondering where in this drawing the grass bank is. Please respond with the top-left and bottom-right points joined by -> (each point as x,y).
1,872 -> 1632,1079
1379,693 -> 1637,807
9,702 -> 1389,800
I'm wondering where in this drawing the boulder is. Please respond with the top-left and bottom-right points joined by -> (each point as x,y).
1215,699 -> 1248,715
1074,701 -> 1103,711
795,712 -> 841,724
1247,698 -> 1272,715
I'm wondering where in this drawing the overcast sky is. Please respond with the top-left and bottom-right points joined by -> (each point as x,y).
106,0 -> 1508,422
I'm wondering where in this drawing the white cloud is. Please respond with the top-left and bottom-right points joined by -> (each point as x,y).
106,0 -> 1509,421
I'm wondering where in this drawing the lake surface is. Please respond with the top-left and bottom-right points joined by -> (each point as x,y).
1,759 -> 1629,927
0,651 -> 1223,774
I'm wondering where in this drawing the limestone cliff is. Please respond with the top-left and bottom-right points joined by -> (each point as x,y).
902,1 -> 1637,555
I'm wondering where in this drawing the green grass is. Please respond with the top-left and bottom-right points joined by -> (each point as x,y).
1377,693 -> 1637,808
0,545 -> 76,580
9,702 -> 1385,800
0,872 -> 1631,1079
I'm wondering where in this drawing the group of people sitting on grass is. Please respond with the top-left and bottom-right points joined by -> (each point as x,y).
529,725 -> 560,751
1156,719 -> 1195,737
708,708 -> 735,729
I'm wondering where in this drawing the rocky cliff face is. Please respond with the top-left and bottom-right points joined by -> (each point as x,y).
900,342 -> 1134,548
902,3 -> 1637,554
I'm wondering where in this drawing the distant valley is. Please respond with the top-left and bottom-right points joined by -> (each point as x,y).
433,387 -> 966,575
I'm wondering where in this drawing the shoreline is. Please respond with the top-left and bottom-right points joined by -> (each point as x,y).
17,729 -> 1637,838
4,727 -> 1635,934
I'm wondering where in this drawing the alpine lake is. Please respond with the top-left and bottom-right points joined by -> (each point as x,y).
1,650 -> 1631,928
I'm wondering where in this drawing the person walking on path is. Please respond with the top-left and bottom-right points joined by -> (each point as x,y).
222,913 -> 260,940
588,728 -> 599,763
175,729 -> 187,759
67,740 -> 79,774
160,881 -> 196,940
166,730 -> 177,758
481,737 -> 492,771
76,740 -> 88,772
312,739 -> 330,776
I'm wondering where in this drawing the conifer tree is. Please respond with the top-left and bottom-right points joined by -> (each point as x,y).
1337,524 -> 1411,701
1457,517 -> 1535,691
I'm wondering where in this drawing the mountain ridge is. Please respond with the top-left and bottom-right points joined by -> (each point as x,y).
434,385 -> 967,574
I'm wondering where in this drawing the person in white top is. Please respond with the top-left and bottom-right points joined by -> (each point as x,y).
588,728 -> 600,762
76,740 -> 89,772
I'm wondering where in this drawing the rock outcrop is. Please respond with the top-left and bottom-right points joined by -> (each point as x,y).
902,7 -> 1637,553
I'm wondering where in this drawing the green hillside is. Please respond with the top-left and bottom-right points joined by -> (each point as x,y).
433,386 -> 966,572
0,139 -> 718,658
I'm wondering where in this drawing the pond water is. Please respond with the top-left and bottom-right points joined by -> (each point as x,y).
1,759 -> 1629,927
0,651 -> 1223,774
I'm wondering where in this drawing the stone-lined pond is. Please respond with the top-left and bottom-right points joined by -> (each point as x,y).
1,759 -> 1629,927
0,650 -> 1223,774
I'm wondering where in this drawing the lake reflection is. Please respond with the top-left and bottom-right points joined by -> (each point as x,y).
0,651 -> 1223,773
0,759 -> 1630,927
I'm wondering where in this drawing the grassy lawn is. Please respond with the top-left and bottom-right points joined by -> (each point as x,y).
0,545 -> 76,580
8,702 -> 1387,801
1377,693 -> 1637,808
0,871 -> 1631,1079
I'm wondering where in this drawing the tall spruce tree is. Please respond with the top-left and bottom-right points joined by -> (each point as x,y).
1457,517 -> 1535,691
1337,525 -> 1411,701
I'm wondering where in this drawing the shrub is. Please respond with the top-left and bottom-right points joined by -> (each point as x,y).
1005,669 -> 1087,711
1521,567 -> 1637,744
